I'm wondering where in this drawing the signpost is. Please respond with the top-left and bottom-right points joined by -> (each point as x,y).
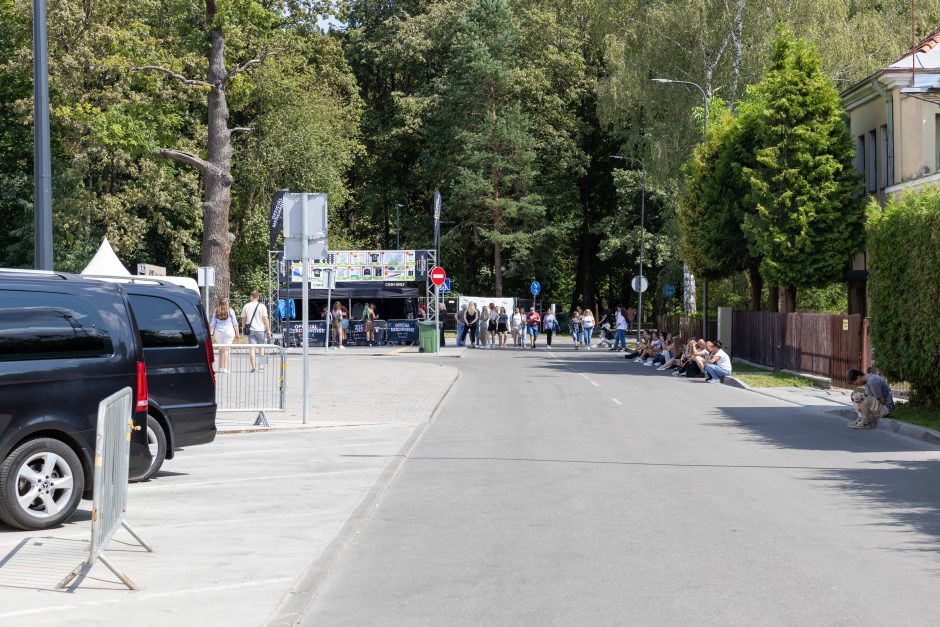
530,281 -> 541,310
632,275 -> 648,345
631,276 -> 649,293
430,267 -> 446,354
197,266 -> 216,321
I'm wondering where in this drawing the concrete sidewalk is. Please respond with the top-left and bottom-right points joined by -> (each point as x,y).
0,356 -> 459,626
218,352 -> 459,431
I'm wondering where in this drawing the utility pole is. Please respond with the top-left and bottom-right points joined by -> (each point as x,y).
611,155 -> 646,346
33,0 -> 53,270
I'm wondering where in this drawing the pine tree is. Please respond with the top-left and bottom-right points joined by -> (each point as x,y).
743,29 -> 864,311
431,0 -> 545,296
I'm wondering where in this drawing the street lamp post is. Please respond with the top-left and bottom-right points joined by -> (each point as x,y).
611,155 -> 645,347
652,78 -> 709,340
33,0 -> 53,270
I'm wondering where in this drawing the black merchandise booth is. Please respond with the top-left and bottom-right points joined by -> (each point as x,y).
274,282 -> 421,347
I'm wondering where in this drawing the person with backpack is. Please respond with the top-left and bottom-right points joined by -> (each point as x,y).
544,307 -> 558,349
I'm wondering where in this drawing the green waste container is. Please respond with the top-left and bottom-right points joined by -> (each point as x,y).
417,321 -> 439,353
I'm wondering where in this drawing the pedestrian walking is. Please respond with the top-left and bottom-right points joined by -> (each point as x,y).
331,300 -> 345,350
462,302 -> 479,347
210,298 -> 239,373
569,308 -> 582,350
487,303 -> 499,349
456,305 -> 467,347
497,306 -> 509,348
625,306 -> 636,333
544,308 -> 557,349
581,308 -> 595,349
526,307 -> 541,349
612,305 -> 627,351
241,291 -> 270,372
511,307 -> 524,347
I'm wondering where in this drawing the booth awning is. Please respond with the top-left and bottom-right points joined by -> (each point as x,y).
282,282 -> 419,299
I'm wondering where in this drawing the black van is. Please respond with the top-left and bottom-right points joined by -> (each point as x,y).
115,279 -> 217,480
0,270 -> 151,530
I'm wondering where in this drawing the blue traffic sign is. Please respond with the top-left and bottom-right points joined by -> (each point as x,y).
440,278 -> 451,294
663,283 -> 676,298
530,281 -> 541,296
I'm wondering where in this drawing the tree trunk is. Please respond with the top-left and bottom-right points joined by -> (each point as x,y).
730,0 -> 745,102
781,286 -> 797,313
204,27 -> 234,306
767,285 -> 779,312
748,265 -> 762,311
683,263 -> 697,314
492,178 -> 502,297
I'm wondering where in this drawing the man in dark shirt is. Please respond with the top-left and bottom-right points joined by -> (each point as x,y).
847,368 -> 894,429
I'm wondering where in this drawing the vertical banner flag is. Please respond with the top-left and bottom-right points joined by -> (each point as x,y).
433,189 -> 442,257
269,189 -> 287,250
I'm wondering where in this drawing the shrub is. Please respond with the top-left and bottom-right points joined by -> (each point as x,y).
867,188 -> 940,405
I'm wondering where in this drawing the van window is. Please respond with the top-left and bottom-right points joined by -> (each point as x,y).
0,290 -> 114,361
130,295 -> 196,348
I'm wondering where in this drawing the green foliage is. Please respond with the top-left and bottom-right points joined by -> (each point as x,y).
743,30 -> 864,290
867,189 -> 940,405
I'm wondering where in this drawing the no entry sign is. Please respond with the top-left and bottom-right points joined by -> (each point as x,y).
430,266 -> 447,287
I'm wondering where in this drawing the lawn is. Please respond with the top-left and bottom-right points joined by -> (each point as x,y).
889,404 -> 940,433
730,361 -> 820,388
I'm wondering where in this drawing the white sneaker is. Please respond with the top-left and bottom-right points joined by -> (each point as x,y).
643,361 -> 653,367
633,358 -> 642,363
672,371 -> 681,376
339,345 -> 345,350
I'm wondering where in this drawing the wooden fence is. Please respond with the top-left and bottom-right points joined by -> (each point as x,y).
731,311 -> 863,388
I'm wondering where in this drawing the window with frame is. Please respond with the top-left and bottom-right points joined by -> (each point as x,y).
0,290 -> 114,361
129,295 -> 196,348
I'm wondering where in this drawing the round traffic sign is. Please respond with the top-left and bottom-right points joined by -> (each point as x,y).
631,275 -> 649,293
530,281 -> 541,296
430,266 -> 447,287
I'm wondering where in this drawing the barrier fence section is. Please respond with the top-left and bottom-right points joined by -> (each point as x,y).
57,387 -> 154,591
730,311 -> 863,388
214,343 -> 287,427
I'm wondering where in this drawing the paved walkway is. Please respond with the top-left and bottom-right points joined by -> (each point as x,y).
217,352 -> 460,430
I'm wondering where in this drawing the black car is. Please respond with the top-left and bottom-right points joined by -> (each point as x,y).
112,278 -> 217,480
0,270 -> 151,530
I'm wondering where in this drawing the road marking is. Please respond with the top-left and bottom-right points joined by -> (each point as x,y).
0,577 -> 295,618
579,373 -> 589,380
611,398 -> 622,406
590,381 -> 600,387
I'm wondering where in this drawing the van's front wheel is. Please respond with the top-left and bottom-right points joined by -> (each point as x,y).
0,438 -> 84,530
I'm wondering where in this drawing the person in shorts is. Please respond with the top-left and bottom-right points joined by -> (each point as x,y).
526,307 -> 541,349
497,306 -> 509,348
362,302 -> 376,346
241,291 -> 270,372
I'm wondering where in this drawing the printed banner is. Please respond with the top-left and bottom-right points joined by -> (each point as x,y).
269,189 -> 287,251
387,319 -> 418,344
288,321 -> 328,347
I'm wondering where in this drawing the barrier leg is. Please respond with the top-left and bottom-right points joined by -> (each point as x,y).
98,552 -> 140,591
254,410 -> 271,427
56,559 -> 91,590
122,521 -> 154,553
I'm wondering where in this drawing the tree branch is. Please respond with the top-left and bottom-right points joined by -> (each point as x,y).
134,65 -> 212,89
154,149 -> 210,173
225,48 -> 284,81
230,127 -> 253,135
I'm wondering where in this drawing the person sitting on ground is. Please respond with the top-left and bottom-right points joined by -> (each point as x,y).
624,330 -> 651,360
652,333 -> 674,367
683,339 -> 709,378
670,338 -> 697,375
658,335 -> 685,371
847,368 -> 894,429
595,323 -> 615,348
636,331 -> 663,365
704,340 -> 732,383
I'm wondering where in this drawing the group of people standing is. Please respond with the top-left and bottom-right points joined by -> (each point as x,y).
456,303 -> 603,350
324,301 -> 379,349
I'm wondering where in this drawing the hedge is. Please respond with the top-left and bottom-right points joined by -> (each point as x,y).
867,188 -> 940,405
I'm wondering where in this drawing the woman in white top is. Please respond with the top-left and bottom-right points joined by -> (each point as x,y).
210,298 -> 239,373
581,308 -> 595,349
511,307 -> 524,347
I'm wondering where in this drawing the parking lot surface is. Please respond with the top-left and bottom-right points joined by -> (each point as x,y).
0,424 -> 417,626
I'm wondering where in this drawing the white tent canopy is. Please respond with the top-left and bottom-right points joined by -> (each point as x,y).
81,237 -> 131,276
81,238 -> 199,294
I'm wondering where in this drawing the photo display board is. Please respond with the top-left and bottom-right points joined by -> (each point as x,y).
288,250 -> 428,287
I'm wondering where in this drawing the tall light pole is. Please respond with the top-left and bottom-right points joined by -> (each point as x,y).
652,77 -> 709,339
394,203 -> 403,249
611,155 -> 645,346
33,0 -> 53,270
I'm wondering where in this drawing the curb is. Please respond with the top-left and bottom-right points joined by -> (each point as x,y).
217,422 -> 389,436
722,376 -> 940,449
264,368 -> 461,627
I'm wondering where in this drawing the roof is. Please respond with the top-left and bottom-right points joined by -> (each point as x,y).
888,26 -> 940,71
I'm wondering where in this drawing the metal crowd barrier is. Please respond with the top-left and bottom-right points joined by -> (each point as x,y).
58,387 -> 154,591
214,343 -> 287,427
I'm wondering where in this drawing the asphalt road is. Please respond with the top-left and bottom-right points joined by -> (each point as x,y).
301,346 -> 940,626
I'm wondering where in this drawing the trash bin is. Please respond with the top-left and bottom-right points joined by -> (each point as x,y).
417,321 -> 439,353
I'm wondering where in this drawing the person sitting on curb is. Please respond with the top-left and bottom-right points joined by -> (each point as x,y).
683,339 -> 709,378
847,368 -> 894,429
671,338 -> 698,376
624,330 -> 652,360
703,340 -> 732,383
